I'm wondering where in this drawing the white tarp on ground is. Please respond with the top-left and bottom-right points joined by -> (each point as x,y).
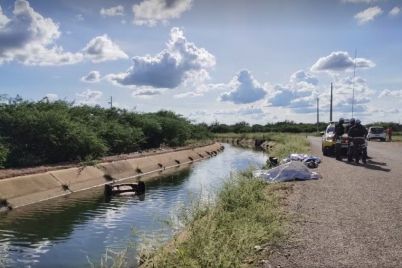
253,161 -> 320,183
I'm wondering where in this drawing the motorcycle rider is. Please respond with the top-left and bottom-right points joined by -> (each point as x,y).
334,118 -> 345,160
348,119 -> 368,163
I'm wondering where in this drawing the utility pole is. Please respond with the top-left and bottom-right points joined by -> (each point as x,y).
352,49 -> 357,118
108,96 -> 113,109
330,82 -> 333,122
316,97 -> 320,133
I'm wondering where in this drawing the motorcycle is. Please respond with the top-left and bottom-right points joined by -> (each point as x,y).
347,137 -> 367,164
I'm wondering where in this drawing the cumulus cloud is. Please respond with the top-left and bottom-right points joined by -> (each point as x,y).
100,5 -> 125,17
389,7 -> 401,17
290,70 -> 319,85
354,6 -> 383,24
81,71 -> 101,83
311,51 -> 375,73
133,0 -> 192,26
0,0 -> 83,65
0,6 -> 10,28
75,89 -> 103,105
82,35 -> 128,63
317,76 -> 373,115
378,89 -> 402,98
220,70 -> 267,104
108,27 -> 215,89
267,70 -> 319,113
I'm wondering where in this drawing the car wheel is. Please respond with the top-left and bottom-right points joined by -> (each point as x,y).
323,147 -> 329,156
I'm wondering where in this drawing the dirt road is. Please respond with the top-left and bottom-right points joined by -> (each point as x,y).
265,137 -> 402,267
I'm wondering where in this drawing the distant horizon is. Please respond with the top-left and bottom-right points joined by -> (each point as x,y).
1,0 -> 401,124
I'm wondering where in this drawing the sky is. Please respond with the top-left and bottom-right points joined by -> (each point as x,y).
0,0 -> 401,124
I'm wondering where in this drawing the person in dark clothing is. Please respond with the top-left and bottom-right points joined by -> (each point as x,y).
348,119 -> 368,163
346,118 -> 355,133
334,118 -> 345,160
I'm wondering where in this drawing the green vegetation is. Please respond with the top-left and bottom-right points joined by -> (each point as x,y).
141,172 -> 286,267
215,132 -> 310,159
209,121 -> 327,134
0,100 -> 211,168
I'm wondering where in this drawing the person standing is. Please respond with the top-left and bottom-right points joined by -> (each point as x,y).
387,127 -> 393,142
335,118 -> 345,160
348,119 -> 368,163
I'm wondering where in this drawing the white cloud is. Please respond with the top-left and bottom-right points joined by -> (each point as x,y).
45,93 -> 58,102
267,70 -> 319,113
389,7 -> 400,17
311,51 -> 375,73
108,27 -> 215,89
100,5 -> 125,17
81,71 -> 101,83
290,70 -> 319,85
75,89 -> 103,105
133,0 -> 192,26
0,0 -> 83,65
317,76 -> 373,115
220,70 -> 267,104
378,89 -> 402,98
0,6 -> 10,27
354,6 -> 383,25
82,34 -> 128,63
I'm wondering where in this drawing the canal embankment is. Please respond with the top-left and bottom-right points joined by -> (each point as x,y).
0,142 -> 223,210
140,134 -> 310,267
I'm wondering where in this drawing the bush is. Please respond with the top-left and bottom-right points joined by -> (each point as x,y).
0,100 -> 212,168
0,143 -> 8,168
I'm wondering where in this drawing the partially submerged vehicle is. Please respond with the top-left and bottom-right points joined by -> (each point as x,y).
104,181 -> 145,196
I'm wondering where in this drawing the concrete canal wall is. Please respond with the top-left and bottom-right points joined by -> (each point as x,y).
0,143 -> 224,209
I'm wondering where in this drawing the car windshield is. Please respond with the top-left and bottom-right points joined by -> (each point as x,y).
327,126 -> 335,133
370,127 -> 384,134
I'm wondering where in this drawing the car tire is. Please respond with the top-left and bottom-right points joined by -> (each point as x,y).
323,147 -> 329,156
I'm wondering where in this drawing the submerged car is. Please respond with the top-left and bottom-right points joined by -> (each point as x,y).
321,120 -> 350,156
367,126 -> 386,141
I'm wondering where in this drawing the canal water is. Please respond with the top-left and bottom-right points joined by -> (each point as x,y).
0,144 -> 267,267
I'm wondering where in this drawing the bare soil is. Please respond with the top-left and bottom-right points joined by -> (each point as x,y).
260,137 -> 402,267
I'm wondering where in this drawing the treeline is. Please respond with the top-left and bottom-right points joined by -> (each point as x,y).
0,100 -> 211,168
209,121 -> 328,134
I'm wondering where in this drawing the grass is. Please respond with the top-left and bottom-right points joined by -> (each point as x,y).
393,132 -> 402,142
140,172 -> 287,268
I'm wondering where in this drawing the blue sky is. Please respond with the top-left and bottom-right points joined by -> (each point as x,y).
0,0 -> 401,124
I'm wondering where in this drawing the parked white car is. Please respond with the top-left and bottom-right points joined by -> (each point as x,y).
367,126 -> 386,141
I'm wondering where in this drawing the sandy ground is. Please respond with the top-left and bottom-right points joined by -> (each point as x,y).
262,137 -> 402,268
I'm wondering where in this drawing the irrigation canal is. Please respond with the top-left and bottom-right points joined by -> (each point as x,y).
0,144 -> 267,267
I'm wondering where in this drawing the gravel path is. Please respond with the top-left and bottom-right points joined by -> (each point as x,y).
264,137 -> 402,268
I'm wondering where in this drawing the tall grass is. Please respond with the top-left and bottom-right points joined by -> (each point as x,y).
140,172 -> 286,267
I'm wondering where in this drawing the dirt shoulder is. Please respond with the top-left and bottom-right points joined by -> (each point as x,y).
261,137 -> 402,267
